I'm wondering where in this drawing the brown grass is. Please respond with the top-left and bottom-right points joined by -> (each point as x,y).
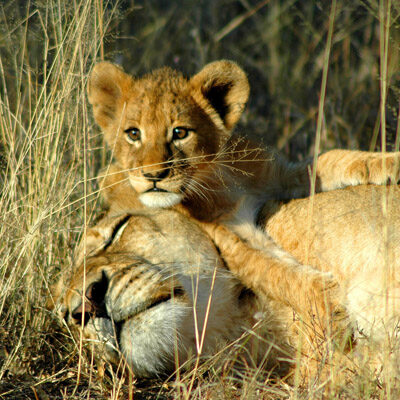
0,0 -> 399,398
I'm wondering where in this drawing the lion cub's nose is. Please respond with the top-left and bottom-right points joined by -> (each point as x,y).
142,167 -> 170,181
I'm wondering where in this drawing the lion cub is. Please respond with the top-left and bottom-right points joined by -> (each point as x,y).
88,60 -> 399,336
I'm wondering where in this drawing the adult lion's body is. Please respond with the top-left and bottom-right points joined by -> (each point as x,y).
60,185 -> 400,379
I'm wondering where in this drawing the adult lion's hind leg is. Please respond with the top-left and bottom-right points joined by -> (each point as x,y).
315,149 -> 400,192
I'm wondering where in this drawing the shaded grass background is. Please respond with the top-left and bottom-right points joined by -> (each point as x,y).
0,0 -> 399,398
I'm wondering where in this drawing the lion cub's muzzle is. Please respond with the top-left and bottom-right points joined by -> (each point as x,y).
132,162 -> 187,208
141,165 -> 171,183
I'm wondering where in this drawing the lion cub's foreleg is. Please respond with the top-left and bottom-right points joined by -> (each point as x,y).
279,150 -> 400,198
200,221 -> 348,342
315,150 -> 400,191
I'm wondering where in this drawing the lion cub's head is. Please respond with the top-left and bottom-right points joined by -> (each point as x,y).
88,60 -> 249,208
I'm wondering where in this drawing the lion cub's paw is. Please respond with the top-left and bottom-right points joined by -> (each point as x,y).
366,155 -> 400,185
307,272 -> 351,344
346,153 -> 400,186
317,150 -> 400,191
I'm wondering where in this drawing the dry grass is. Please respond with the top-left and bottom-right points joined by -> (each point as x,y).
0,0 -> 399,398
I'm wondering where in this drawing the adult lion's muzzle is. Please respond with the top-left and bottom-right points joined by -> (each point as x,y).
69,270 -> 109,326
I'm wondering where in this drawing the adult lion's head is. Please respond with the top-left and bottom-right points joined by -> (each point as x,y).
58,210 -> 288,378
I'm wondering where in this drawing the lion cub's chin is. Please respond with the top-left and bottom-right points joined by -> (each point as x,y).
139,192 -> 183,208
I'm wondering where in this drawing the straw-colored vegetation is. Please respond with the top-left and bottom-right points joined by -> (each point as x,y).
0,0 -> 399,398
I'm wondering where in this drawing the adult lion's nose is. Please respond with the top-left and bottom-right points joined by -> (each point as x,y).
71,271 -> 109,326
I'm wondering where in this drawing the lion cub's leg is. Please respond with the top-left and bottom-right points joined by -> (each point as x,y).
200,222 -> 349,343
315,150 -> 400,191
281,150 -> 400,198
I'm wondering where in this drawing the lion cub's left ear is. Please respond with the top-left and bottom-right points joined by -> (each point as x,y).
190,60 -> 250,131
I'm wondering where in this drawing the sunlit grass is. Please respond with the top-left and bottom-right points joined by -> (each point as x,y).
0,0 -> 120,398
0,0 -> 399,398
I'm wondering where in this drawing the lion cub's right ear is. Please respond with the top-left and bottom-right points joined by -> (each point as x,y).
88,62 -> 133,131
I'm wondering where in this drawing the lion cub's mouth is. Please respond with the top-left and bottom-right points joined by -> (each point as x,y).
139,191 -> 184,208
145,187 -> 168,193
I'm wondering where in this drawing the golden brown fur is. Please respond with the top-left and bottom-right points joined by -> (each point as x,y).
59,185 -> 400,382
58,209 -> 293,378
88,60 -> 400,339
265,185 -> 400,343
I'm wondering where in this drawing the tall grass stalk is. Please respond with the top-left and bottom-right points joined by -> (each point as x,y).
0,0 -> 120,397
302,2 -> 336,392
0,0 -> 399,399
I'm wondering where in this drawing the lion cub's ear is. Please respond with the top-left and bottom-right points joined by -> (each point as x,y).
190,60 -> 250,131
88,62 -> 133,131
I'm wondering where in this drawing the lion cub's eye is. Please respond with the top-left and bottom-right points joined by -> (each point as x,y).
124,127 -> 141,143
172,127 -> 191,141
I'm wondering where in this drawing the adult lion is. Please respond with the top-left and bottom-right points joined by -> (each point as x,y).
58,184 -> 400,381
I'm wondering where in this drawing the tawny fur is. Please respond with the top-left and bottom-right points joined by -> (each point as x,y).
59,209 -> 293,378
88,60 -> 400,341
59,185 -> 400,383
263,185 -> 400,343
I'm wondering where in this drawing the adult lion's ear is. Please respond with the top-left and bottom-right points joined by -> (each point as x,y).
88,62 -> 133,131
74,213 -> 131,267
190,60 -> 250,131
